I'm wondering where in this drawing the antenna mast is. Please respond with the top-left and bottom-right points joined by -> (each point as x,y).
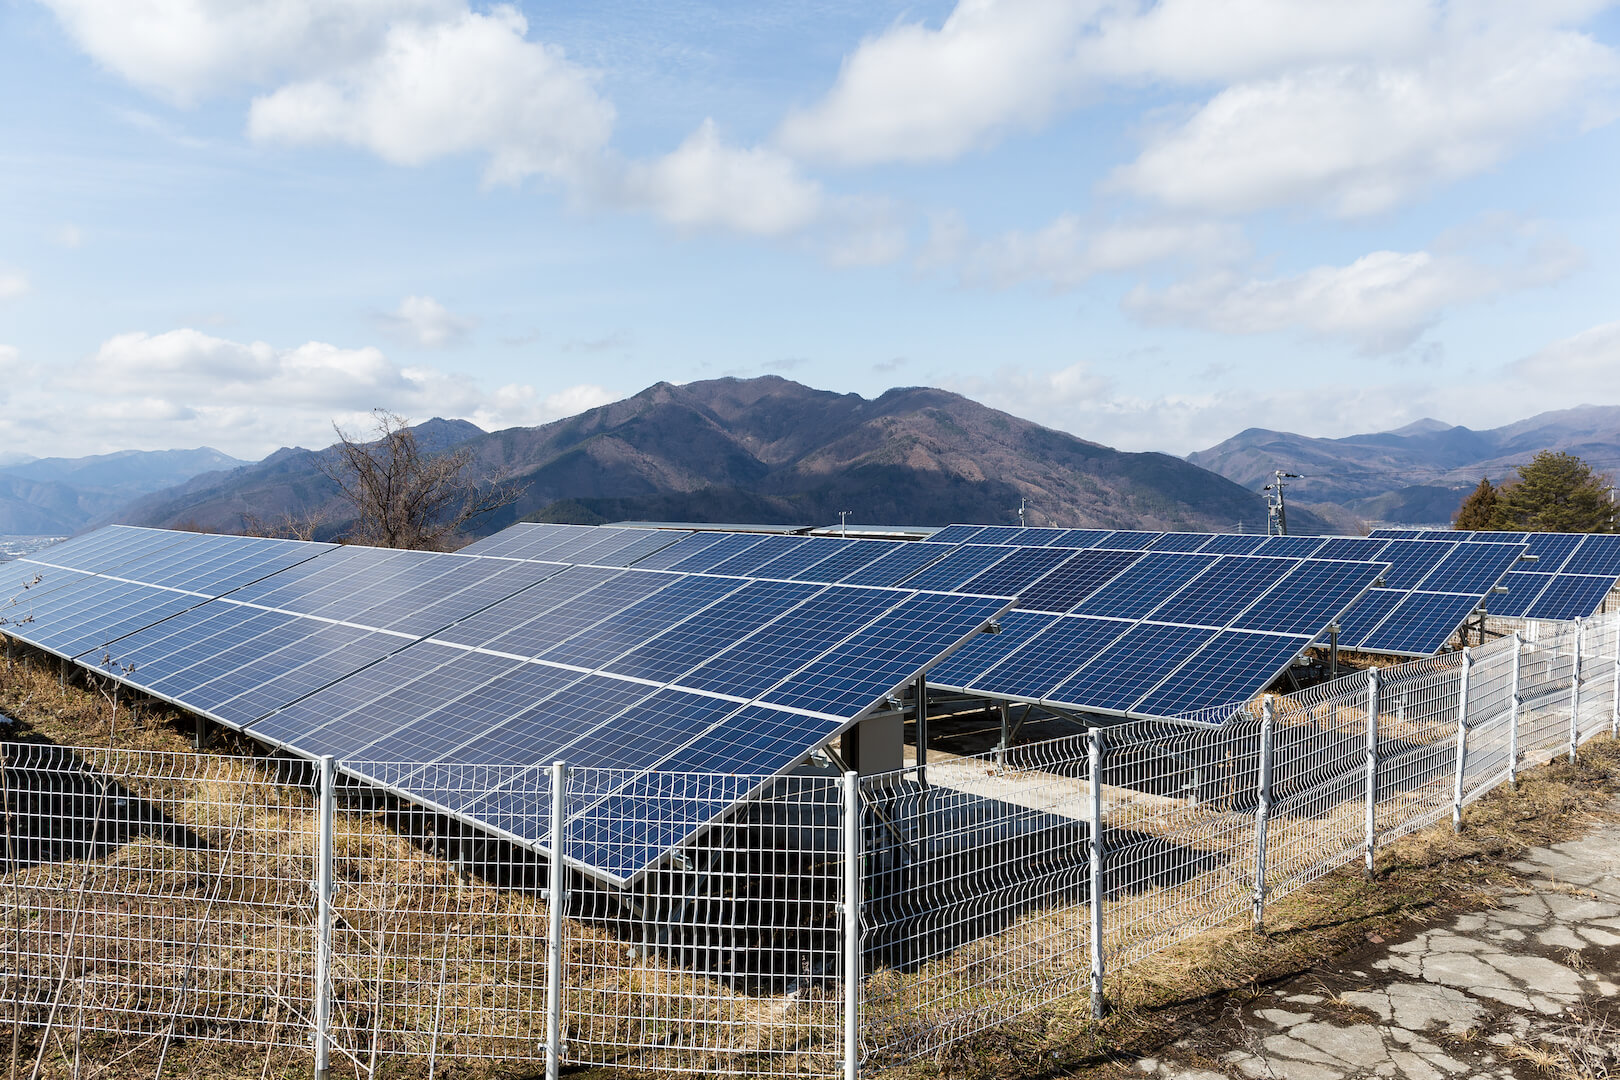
1263,471 -> 1302,536
1014,498 -> 1027,527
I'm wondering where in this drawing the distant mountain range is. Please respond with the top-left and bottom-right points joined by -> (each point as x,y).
115,377 -> 1329,538
0,447 -> 248,534
1188,405 -> 1620,525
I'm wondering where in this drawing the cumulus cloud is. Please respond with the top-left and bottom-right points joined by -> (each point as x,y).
1123,222 -> 1580,352
0,271 -> 29,300
377,295 -> 472,348
621,119 -> 823,236
951,214 -> 1245,288
1511,321 -> 1620,396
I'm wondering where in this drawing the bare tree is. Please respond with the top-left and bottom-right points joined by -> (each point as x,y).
319,410 -> 524,550
239,505 -> 330,543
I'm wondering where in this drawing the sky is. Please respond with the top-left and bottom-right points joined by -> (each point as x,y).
2,0 -> 1619,463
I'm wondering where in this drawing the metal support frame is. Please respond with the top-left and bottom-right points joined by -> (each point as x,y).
1365,667 -> 1380,875
545,761 -> 568,1080
1569,618 -> 1583,762
996,701 -> 1010,768
1508,632 -> 1522,786
842,770 -> 863,1080
1252,697 -> 1276,930
913,673 -> 928,788
1452,648 -> 1472,833
313,755 -> 335,1080
1328,623 -> 1339,681
1087,727 -> 1108,1019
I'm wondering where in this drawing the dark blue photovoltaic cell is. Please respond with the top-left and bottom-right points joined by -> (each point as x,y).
534,574 -> 744,670
748,537 -> 855,579
202,625 -> 408,726
1253,536 -> 1327,558
1004,527 -> 1075,546
1052,529 -> 1113,548
1046,623 -> 1216,713
376,561 -> 566,637
1233,559 -> 1385,636
1070,552 -> 1214,620
1334,589 -> 1408,649
925,610 -> 1061,689
561,773 -> 755,880
622,531 -> 731,571
968,615 -> 1130,700
657,531 -> 775,573
481,571 -> 675,658
1314,537 -> 1390,562
603,578 -> 822,683
785,539 -> 900,582
652,704 -> 842,778
1094,531 -> 1162,550
703,535 -> 810,577
761,592 -> 1009,717
1525,575 -> 1617,621
58,587 -> 204,659
1417,541 -> 1526,595
1486,571 -> 1550,618
527,688 -> 738,773
1563,535 -> 1620,579
86,603 -> 248,680
533,528 -> 641,563
678,587 -> 901,698
1376,540 -> 1454,589
140,609 -> 307,695
1135,631 -> 1311,719
430,564 -> 622,647
1199,534 -> 1269,555
1519,533 -> 1583,572
957,546 -> 1077,598
304,550 -> 451,619
837,542 -> 954,587
926,524 -> 990,544
1147,556 -> 1297,629
1368,529 -> 1424,540
960,526 -> 1025,546
896,544 -> 1014,591
20,526 -> 178,574
1355,591 -> 1480,655
578,529 -> 690,567
231,547 -> 413,613
458,523 -> 590,559
1148,532 -> 1217,552
1014,550 -> 1142,613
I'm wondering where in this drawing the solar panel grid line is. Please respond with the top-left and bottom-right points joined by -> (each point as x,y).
955,545 -> 1081,598
921,608 -> 1064,691
656,531 -> 780,573
616,530 -> 732,571
1068,550 -> 1221,620
470,570 -> 674,659
833,540 -> 959,587
1042,621 -> 1218,715
946,613 -> 1134,700
894,543 -> 1019,591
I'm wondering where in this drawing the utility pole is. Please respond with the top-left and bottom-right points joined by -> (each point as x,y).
1263,471 -> 1302,536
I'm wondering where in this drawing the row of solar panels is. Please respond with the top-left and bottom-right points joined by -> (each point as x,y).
470,522 -> 1529,658
1369,528 -> 1620,621
11,525 -> 1008,883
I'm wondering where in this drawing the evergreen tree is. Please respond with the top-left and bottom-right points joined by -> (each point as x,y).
1492,450 -> 1615,533
1452,477 -> 1499,530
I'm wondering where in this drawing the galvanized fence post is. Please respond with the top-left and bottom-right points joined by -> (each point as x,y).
842,770 -> 863,1080
1365,667 -> 1380,875
545,761 -> 569,1080
1251,698 -> 1275,931
1569,617 -> 1584,761
1509,632 -> 1522,786
1452,648 -> 1472,833
1088,727 -> 1108,1019
313,755 -> 335,1080
1611,613 -> 1619,738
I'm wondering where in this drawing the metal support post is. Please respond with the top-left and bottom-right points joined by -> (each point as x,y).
1611,616 -> 1619,738
1509,632 -> 1522,786
194,712 -> 206,751
1569,618 -> 1583,761
313,755 -> 335,1080
1252,698 -> 1276,930
544,762 -> 569,1080
996,701 -> 1010,768
914,674 -> 928,787
841,770 -> 863,1080
1452,648 -> 1472,833
1088,728 -> 1108,1019
1365,667 -> 1380,875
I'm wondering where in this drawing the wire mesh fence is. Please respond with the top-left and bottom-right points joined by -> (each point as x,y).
1,608 -> 1618,1077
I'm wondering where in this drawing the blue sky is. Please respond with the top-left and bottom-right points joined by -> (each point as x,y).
2,0 -> 1618,461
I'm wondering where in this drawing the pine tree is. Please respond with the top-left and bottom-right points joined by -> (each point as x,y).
1452,477 -> 1499,530
1492,450 -> 1615,533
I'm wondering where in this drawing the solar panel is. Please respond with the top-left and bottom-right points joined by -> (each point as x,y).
785,539 -> 901,582
1146,556 -> 1296,629
897,544 -> 1016,591
431,565 -> 622,648
1093,531 -> 1164,550
534,574 -> 744,670
702,535 -> 810,576
1198,534 -> 1269,555
926,524 -> 990,544
623,531 -> 733,571
956,546 -> 1078,598
959,615 -> 1131,700
479,571 -> 675,659
1045,623 -> 1216,713
1314,537 -> 1389,562
1416,541 -> 1527,595
1525,575 -> 1617,622
1233,559 -> 1390,636
1014,550 -> 1144,613
836,542 -> 954,587
1069,552 -> 1214,620
658,531 -> 775,573
1350,591 -> 1481,656
1147,532 -> 1217,552
1253,535 -> 1327,558
924,609 -> 1060,689
1563,535 -> 1620,578
747,536 -> 855,579
1134,631 -> 1311,718
601,579 -> 823,684
1485,571 -> 1550,618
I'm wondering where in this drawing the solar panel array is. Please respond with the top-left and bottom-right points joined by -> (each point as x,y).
1369,529 -> 1620,622
8,525 -> 1009,884
913,525 -> 1529,657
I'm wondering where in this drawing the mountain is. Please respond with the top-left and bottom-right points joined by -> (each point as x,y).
0,446 -> 250,534
118,377 -> 1329,537
1189,405 -> 1620,525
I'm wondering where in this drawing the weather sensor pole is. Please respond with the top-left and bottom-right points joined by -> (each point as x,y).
1263,471 -> 1302,536
839,510 -> 852,539
1015,498 -> 1027,527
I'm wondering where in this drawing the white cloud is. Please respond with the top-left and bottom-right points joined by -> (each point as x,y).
377,295 -> 472,348
621,119 -> 823,236
1511,321 -> 1620,395
40,0 -> 459,105
1124,224 -> 1580,352
0,271 -> 29,300
248,6 -> 614,186
471,382 -> 618,429
956,214 -> 1245,288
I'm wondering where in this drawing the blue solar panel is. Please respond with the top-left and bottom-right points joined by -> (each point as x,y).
966,526 -> 1028,546
837,542 -> 954,587
1052,529 -> 1113,547
1416,541 -> 1526,595
1525,575 -> 1617,621
1253,536 -> 1327,558
748,537 -> 854,579
926,524 -> 990,544
198,623 -> 406,726
1314,537 -> 1390,562
430,564 -> 621,647
957,546 -> 1077,598
1094,531 -> 1163,550
140,609 -> 309,695
1562,535 -> 1620,579
1198,534 -> 1269,555
602,579 -> 823,684
968,615 -> 1131,700
458,523 -> 592,559
1486,571 -> 1550,618
622,531 -> 732,571
534,574 -> 744,670
702,535 -> 810,577
659,531 -> 775,573
924,610 -> 1060,689
1014,550 -> 1143,613
897,544 -> 1015,591
581,529 -> 691,567
1520,533 -> 1583,573
524,688 -> 738,774
1368,528 -> 1423,540
1070,552 -> 1214,620
785,539 -> 900,582
1233,559 -> 1386,636
1046,623 -> 1216,713
1354,591 -> 1481,655
1135,631 -> 1310,719
1315,587 -> 1403,647
1376,540 -> 1453,589
1147,556 -> 1297,628
19,526 -> 179,574
480,571 -> 674,658
761,592 -> 1010,717
372,560 -> 566,637
1002,527 -> 1075,546
1148,532 -> 1217,552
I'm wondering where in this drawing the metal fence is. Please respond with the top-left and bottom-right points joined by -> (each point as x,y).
2,610 -> 1618,1077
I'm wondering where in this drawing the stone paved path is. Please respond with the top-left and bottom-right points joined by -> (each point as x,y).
1138,798 -> 1620,1079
